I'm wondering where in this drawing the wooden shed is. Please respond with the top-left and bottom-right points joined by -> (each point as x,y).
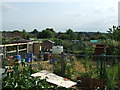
42,40 -> 54,51
33,41 -> 42,54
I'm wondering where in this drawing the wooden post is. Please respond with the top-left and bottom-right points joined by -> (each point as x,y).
27,42 -> 29,53
100,58 -> 103,79
61,52 -> 66,77
16,44 -> 19,55
30,53 -> 33,74
3,45 -> 6,59
100,54 -> 106,79
39,53 -> 42,70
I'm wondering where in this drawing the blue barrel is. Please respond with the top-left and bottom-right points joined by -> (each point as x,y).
25,57 -> 31,62
50,59 -> 55,64
27,53 -> 31,58
27,54 -> 34,60
14,55 -> 21,61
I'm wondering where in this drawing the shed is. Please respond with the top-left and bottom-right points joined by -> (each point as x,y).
42,40 -> 54,51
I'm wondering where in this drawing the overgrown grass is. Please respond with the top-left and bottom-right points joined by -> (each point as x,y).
104,64 -> 119,88
3,55 -> 119,89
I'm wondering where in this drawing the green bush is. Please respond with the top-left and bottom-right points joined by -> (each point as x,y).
2,61 -> 62,89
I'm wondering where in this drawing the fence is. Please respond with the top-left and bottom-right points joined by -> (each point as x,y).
1,52 -> 120,89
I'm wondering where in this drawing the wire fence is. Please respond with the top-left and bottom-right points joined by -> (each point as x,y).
1,52 -> 120,89
2,52 -> 120,75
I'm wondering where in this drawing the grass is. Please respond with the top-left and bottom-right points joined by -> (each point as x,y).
104,64 -> 119,88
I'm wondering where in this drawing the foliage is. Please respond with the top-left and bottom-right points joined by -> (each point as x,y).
77,33 -> 82,40
66,29 -> 77,40
22,29 -> 29,40
53,58 -> 75,80
59,34 -> 68,40
62,40 -> 74,52
64,61 -> 75,79
53,59 -> 62,76
46,28 -> 55,33
2,61 -> 64,89
104,64 -> 119,88
59,29 -> 78,40
84,43 -> 95,55
103,39 -> 120,55
37,29 -> 55,39
53,38 -> 62,46
31,29 -> 39,35
107,26 -> 120,41
79,59 -> 99,78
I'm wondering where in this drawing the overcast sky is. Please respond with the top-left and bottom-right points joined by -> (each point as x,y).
1,0 -> 120,32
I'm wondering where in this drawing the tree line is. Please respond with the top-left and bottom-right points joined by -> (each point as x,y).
2,26 -> 120,41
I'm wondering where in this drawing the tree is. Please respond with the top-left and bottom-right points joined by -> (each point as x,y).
37,29 -> 55,39
54,39 -> 62,46
46,28 -> 55,33
107,26 -> 120,41
98,34 -> 107,40
77,33 -> 82,40
66,29 -> 77,40
31,29 -> 39,35
59,34 -> 68,40
22,29 -> 29,40
13,30 -> 20,33
66,29 -> 73,35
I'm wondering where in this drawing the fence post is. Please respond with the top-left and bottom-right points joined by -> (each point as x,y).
30,53 -> 33,74
39,53 -> 42,70
16,44 -> 19,55
3,45 -> 6,59
61,52 -> 66,77
100,54 -> 106,79
100,56 -> 103,79
103,54 -> 106,79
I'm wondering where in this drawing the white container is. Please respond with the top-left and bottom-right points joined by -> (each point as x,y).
52,46 -> 63,54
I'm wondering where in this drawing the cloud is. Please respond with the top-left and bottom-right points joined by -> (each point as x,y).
118,1 -> 120,26
2,1 -> 119,32
0,3 -> 2,30
2,0 -> 98,2
2,3 -> 19,12
66,11 -> 85,18
3,0 -> 119,2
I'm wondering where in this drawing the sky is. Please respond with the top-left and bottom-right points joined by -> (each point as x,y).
1,0 -> 120,32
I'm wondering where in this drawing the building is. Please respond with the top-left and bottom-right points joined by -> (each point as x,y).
2,31 -> 24,39
42,40 -> 54,51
